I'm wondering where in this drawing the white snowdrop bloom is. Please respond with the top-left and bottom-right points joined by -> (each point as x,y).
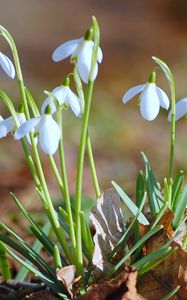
0,112 -> 27,138
41,81 -> 82,117
122,72 -> 170,121
0,52 -> 15,79
14,109 -> 60,155
52,29 -> 103,84
168,98 -> 187,121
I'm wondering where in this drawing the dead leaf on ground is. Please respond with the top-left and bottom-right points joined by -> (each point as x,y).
77,266 -> 146,300
56,265 -> 76,298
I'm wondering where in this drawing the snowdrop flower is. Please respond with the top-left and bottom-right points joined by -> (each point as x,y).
14,106 -> 60,155
52,29 -> 103,84
122,72 -> 170,121
41,77 -> 82,117
0,111 -> 27,138
0,52 -> 15,79
168,98 -> 187,121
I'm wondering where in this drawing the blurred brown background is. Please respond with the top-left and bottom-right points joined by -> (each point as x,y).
1,0 -> 187,209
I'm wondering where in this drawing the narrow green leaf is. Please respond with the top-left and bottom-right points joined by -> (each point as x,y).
138,247 -> 176,276
16,221 -> 51,281
134,171 -> 145,244
141,152 -> 163,216
173,185 -> 187,229
160,285 -> 180,300
11,193 -> 54,255
108,225 -> 163,276
53,245 -> 62,269
0,243 -> 11,280
151,203 -> 168,229
0,222 -> 54,276
80,211 -> 94,260
110,192 -> 147,259
172,170 -> 184,211
134,246 -> 171,270
0,242 -> 66,294
112,181 -> 149,225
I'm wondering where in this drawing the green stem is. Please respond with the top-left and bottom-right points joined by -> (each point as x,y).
57,110 -> 76,250
75,81 -> 94,272
86,133 -> 100,198
0,91 -> 40,188
75,16 -> 100,273
169,79 -> 176,181
30,135 -> 72,263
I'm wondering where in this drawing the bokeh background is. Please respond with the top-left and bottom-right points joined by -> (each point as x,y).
1,0 -> 187,219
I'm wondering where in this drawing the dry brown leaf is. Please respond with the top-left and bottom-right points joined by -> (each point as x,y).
139,210 -> 187,299
90,189 -> 124,275
56,265 -> 76,298
76,266 -> 147,300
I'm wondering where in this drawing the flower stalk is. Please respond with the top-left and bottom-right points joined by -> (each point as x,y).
75,16 -> 100,273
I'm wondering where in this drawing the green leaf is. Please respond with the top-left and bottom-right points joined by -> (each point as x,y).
11,193 -> 54,255
0,242 -> 66,294
172,170 -> 184,211
110,192 -> 147,259
112,181 -> 149,225
0,221 -> 54,277
160,286 -> 180,300
16,221 -> 51,281
0,243 -> 11,280
141,152 -> 163,216
173,185 -> 187,229
108,225 -> 163,276
134,171 -> 145,244
80,211 -> 94,260
134,245 -> 172,270
138,247 -> 176,276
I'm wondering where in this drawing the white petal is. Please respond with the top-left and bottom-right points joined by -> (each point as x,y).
52,38 -> 82,62
122,84 -> 145,103
77,41 -> 93,83
168,98 -> 187,121
140,83 -> 160,121
0,52 -> 15,79
0,116 -> 14,138
156,87 -> 170,110
66,89 -> 82,117
14,117 -> 41,140
97,47 -> 103,63
39,115 -> 60,155
92,62 -> 98,82
17,112 -> 26,125
52,86 -> 68,106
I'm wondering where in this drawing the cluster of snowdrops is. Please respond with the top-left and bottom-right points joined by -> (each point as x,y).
0,17 -> 186,299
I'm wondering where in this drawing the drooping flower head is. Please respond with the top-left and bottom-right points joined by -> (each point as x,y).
41,77 -> 82,117
122,72 -> 170,121
0,52 -> 15,79
52,28 -> 103,84
0,106 -> 27,139
14,105 -> 60,155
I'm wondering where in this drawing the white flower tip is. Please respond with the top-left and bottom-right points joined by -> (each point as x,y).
0,52 -> 16,79
52,51 -> 60,62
